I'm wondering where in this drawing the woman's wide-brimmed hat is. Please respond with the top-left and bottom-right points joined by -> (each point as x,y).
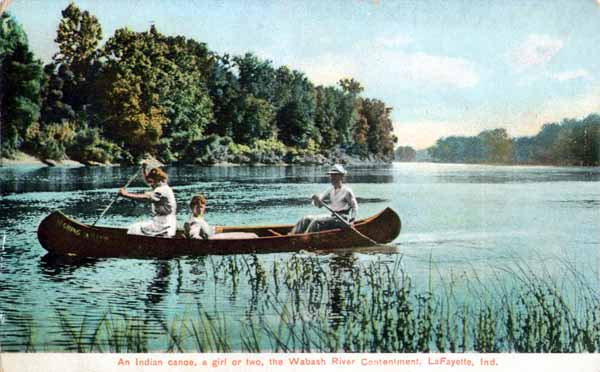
326,164 -> 347,175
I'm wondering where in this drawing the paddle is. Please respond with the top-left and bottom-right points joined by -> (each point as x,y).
92,165 -> 142,226
319,201 -> 381,246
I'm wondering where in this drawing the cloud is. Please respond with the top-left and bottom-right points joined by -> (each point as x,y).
391,52 -> 479,88
374,34 -> 413,48
295,50 -> 479,89
294,53 -> 362,86
511,34 -> 564,71
551,69 -> 592,82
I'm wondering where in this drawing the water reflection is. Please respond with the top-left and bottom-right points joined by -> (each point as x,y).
327,253 -> 358,328
1,163 -> 598,351
39,253 -> 99,280
145,260 -> 172,308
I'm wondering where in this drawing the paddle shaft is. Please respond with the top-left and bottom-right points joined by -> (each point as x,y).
319,201 -> 381,246
92,167 -> 141,226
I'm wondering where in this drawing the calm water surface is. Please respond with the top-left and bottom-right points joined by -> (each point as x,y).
1,163 -> 599,350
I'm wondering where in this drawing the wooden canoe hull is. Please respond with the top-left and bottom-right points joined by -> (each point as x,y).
37,208 -> 401,258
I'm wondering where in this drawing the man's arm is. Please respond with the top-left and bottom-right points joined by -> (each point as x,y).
312,187 -> 332,208
346,189 -> 358,222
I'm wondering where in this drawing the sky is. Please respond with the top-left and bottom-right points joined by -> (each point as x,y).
8,0 -> 600,149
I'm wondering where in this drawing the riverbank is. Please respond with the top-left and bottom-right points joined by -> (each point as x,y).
0,151 -> 85,167
1,150 -> 391,168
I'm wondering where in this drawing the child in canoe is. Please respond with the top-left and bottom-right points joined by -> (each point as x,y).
185,194 -> 257,240
184,194 -> 214,239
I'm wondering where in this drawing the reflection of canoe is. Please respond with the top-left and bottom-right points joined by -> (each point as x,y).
37,208 -> 401,258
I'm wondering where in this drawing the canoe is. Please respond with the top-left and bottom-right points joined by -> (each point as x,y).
37,208 -> 401,258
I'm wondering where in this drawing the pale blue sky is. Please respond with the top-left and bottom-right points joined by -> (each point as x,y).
9,0 -> 600,149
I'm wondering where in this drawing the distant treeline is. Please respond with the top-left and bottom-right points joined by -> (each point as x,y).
427,114 -> 600,166
0,5 -> 397,165
394,146 -> 416,162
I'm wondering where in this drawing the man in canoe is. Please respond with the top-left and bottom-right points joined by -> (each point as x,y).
118,164 -> 177,237
291,164 -> 358,234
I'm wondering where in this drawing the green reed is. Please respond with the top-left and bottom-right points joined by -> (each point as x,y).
5,254 -> 600,352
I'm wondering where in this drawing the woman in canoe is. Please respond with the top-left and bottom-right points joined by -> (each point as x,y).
291,164 -> 358,234
118,164 -> 177,237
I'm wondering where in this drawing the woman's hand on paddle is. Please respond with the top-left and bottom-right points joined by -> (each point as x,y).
118,188 -> 128,198
311,194 -> 323,207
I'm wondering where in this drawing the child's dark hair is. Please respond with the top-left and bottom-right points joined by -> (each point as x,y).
190,194 -> 207,209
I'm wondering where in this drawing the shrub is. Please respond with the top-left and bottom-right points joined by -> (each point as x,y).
31,122 -> 75,160
67,126 -> 121,164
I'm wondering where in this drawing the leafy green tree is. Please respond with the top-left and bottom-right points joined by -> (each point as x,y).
206,54 -> 243,138
234,53 -> 276,102
339,77 -> 364,95
40,62 -> 76,125
276,100 -> 316,148
314,86 -> 339,150
395,146 -> 416,161
234,95 -> 274,145
274,70 -> 317,148
358,98 -> 397,159
0,13 -> 42,157
99,25 -> 213,160
100,69 -> 166,159
335,79 -> 362,147
478,128 -> 513,163
53,2 -> 102,115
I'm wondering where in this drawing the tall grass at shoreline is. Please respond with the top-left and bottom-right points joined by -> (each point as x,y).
3,254 -> 599,352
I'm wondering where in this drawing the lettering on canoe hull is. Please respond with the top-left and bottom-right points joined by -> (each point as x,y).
58,220 -> 109,242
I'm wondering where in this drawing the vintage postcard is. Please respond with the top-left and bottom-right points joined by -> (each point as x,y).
1,1 -> 599,371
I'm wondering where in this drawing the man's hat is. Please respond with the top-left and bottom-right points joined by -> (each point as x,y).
326,164 -> 347,175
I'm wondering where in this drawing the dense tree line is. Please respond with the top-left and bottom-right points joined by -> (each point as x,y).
428,114 -> 600,166
0,5 -> 397,164
395,146 -> 416,162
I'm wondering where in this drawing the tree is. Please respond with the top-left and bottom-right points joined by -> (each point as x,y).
277,100 -> 316,148
53,2 -> 103,115
478,128 -> 513,163
99,25 -> 213,160
358,98 -> 397,159
314,86 -> 339,150
233,95 -> 274,145
0,13 -> 42,157
100,69 -> 165,158
395,146 -> 416,162
339,77 -> 364,95
234,53 -> 276,102
206,53 -> 243,138
40,62 -> 76,125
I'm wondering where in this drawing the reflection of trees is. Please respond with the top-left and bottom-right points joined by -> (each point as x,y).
327,253 -> 357,330
144,260 -> 172,309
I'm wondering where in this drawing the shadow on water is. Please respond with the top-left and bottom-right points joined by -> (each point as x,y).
39,253 -> 99,280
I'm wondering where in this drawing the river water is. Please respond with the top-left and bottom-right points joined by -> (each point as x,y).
0,163 -> 599,351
